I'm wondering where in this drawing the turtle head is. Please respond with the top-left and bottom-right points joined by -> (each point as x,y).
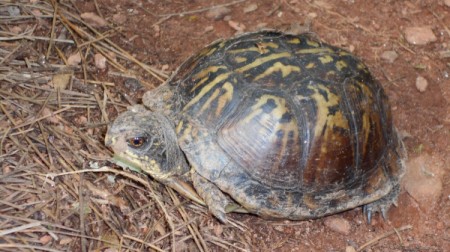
105,105 -> 188,182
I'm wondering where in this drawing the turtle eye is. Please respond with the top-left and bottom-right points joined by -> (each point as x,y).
127,136 -> 147,148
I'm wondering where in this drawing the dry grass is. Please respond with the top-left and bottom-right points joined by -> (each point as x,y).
0,1 -> 248,251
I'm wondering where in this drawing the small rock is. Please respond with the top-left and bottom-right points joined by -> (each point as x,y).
42,108 -> 60,124
307,12 -> 318,19
213,224 -> 223,236
153,24 -> 160,37
243,3 -> 258,13
31,8 -> 42,16
381,50 -> 398,63
76,116 -> 88,125
228,20 -> 246,32
324,217 -> 351,235
256,22 -> 268,29
436,221 -> 445,230
403,154 -> 443,212
445,0 -> 450,7
345,246 -> 357,252
204,25 -> 214,33
10,26 -> 22,34
313,0 -> 332,10
67,52 -> 81,66
7,6 -> 20,16
107,51 -> 117,62
415,76 -> 428,92
404,27 -> 437,45
205,6 -> 231,20
161,64 -> 169,71
112,13 -> 127,24
39,235 -> 52,245
274,225 -> 285,232
2,165 -> 11,174
348,44 -> 355,53
64,125 -> 73,134
94,53 -> 107,70
80,12 -> 107,27
124,78 -> 142,92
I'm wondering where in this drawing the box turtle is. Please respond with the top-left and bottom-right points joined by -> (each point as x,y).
105,31 -> 405,223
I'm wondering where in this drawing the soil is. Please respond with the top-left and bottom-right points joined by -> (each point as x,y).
2,0 -> 449,251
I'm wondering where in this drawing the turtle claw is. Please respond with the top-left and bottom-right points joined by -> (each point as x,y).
213,208 -> 228,224
363,184 -> 400,224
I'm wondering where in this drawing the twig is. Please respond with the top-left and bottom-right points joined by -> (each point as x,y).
357,225 -> 413,251
0,222 -> 42,236
11,106 -> 71,130
43,166 -> 176,248
167,188 -> 208,252
46,0 -> 58,59
0,244 -> 62,252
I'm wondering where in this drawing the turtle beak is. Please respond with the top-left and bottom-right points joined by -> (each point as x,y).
167,178 -> 205,206
105,136 -> 113,147
104,132 -> 115,147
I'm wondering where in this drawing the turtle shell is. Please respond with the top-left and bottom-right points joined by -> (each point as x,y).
164,31 -> 404,219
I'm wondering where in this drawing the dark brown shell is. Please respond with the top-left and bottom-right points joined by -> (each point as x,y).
168,31 -> 404,219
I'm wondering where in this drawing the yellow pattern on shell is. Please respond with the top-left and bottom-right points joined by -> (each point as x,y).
296,47 -> 334,54
197,86 -> 222,116
242,94 -> 299,168
184,72 -> 232,111
336,60 -> 348,71
306,62 -> 316,69
243,95 -> 285,124
194,65 -> 227,79
287,38 -> 301,44
177,121 -> 192,142
176,120 -> 184,134
234,56 -> 247,63
309,85 -> 348,140
215,82 -> 234,116
254,62 -> 301,81
306,39 -> 320,47
318,55 -> 334,64
191,66 -> 228,92
357,81 -> 376,158
228,42 -> 279,54
236,52 -> 292,73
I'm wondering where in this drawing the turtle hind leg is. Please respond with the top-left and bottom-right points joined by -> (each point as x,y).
363,183 -> 400,224
192,172 -> 242,223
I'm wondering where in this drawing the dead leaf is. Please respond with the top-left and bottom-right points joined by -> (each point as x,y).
80,12 -> 107,27
154,222 -> 166,236
52,72 -> 72,90
59,237 -> 73,245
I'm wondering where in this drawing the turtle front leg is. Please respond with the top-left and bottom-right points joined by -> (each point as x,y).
191,172 -> 240,223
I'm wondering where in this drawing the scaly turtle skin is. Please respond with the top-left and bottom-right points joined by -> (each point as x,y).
105,31 -> 405,223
